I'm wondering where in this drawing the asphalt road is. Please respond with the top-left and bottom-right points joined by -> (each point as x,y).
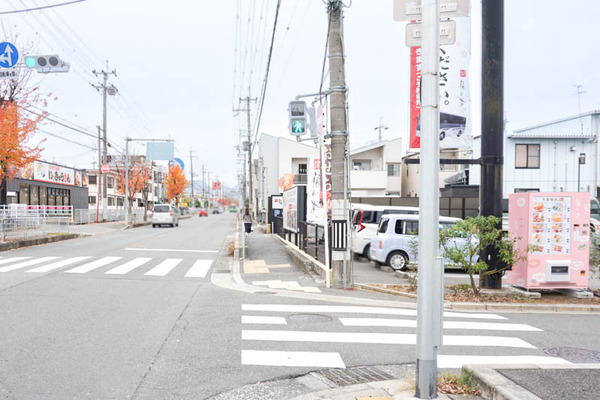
1,214 -> 600,400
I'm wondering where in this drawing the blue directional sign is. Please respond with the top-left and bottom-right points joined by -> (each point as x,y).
169,158 -> 185,170
0,42 -> 19,69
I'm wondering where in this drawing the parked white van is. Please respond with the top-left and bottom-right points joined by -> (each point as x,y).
351,204 -> 419,259
370,214 -> 467,271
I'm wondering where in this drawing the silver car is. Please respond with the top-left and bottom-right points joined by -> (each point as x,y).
151,204 -> 180,228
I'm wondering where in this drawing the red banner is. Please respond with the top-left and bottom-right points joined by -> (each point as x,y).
409,46 -> 422,149
212,181 -> 221,190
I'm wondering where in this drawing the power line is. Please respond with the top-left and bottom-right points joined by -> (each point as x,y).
0,0 -> 89,15
39,129 -> 96,150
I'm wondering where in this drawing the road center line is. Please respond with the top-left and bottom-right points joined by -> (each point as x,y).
125,248 -> 218,253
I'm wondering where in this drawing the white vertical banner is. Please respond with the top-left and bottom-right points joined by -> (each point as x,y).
306,157 -> 325,224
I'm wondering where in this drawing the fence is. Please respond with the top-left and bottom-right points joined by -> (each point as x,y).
73,209 -> 147,224
273,216 -> 331,265
0,215 -> 70,242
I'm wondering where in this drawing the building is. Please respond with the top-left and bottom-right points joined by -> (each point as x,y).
349,138 -> 403,197
2,160 -> 88,210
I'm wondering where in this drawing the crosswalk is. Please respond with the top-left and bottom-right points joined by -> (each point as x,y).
0,255 -> 214,278
241,303 -> 571,370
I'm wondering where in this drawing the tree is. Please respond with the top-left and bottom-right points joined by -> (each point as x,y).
439,216 -> 526,296
115,161 -> 152,220
163,164 -> 189,204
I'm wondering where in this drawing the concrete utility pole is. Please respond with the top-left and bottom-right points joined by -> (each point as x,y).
327,0 -> 351,288
480,0 -> 504,290
92,62 -> 117,221
189,150 -> 195,202
415,1 -> 442,398
235,97 -> 257,216
202,164 -> 205,207
96,126 -> 102,223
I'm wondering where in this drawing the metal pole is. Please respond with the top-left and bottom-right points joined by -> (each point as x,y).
415,0 -> 440,398
480,0 -> 504,290
125,138 -> 129,225
101,71 -> 108,221
328,0 -> 350,288
190,150 -> 195,201
97,126 -> 102,223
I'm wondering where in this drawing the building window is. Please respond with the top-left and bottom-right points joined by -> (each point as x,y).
387,163 -> 401,176
117,197 -> 124,207
108,197 -> 115,206
353,160 -> 371,171
298,163 -> 307,174
107,176 -> 114,188
88,196 -> 96,204
515,144 -> 540,169
515,188 -> 540,193
88,174 -> 97,185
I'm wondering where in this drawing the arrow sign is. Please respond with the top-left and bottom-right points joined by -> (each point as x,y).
0,42 -> 19,68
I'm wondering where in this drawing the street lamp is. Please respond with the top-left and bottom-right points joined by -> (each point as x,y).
578,153 -> 586,192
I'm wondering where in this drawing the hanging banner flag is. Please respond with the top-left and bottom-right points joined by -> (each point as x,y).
409,15 -> 471,149
212,181 -> 221,190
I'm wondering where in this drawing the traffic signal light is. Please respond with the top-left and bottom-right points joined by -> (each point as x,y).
24,55 -> 70,73
288,100 -> 307,136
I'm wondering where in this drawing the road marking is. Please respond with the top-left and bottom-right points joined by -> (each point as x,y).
145,258 -> 182,276
242,330 -> 535,348
65,256 -> 122,274
26,257 -> 92,273
437,355 -> 571,369
125,248 -> 218,253
0,257 -> 60,272
339,318 -> 542,332
252,280 -> 322,293
184,259 -> 212,278
242,316 -> 287,325
241,350 -> 345,368
0,257 -> 31,266
105,257 -> 152,275
242,304 -> 507,320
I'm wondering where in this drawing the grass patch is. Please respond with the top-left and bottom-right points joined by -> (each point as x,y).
438,372 -> 480,396
227,241 -> 235,257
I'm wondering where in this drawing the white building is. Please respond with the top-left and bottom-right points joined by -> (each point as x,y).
349,138 -> 403,197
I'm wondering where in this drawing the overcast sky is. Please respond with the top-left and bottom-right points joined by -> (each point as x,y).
2,0 -> 599,189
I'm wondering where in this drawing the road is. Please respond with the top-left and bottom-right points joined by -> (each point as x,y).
0,214 -> 599,399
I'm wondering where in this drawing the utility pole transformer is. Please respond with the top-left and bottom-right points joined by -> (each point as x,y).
327,1 -> 351,288
92,62 -> 117,221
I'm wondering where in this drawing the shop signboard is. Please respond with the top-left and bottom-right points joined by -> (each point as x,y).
33,161 -> 74,186
283,187 -> 298,232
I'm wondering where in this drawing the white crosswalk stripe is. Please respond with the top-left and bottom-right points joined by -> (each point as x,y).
65,256 -> 122,274
0,256 -> 60,272
144,258 -> 182,276
0,257 -> 31,266
26,257 -> 92,273
184,259 -> 212,278
241,303 -> 567,370
105,257 -> 152,275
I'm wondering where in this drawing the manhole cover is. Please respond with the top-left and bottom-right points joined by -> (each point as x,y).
318,366 -> 394,387
544,347 -> 600,363
287,313 -> 332,323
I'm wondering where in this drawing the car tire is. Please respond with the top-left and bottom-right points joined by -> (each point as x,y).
362,244 -> 371,260
439,131 -> 446,141
152,224 -> 156,228
387,251 -> 409,271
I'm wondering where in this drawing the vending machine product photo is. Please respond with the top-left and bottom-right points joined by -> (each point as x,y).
507,192 -> 591,290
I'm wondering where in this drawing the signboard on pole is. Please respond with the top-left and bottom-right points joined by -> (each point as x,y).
394,0 -> 469,21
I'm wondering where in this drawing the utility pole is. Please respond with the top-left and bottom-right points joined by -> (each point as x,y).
202,164 -> 205,207
234,97 -> 257,215
327,0 -> 351,288
374,118 -> 388,142
96,126 -> 102,223
92,62 -> 117,221
189,150 -> 195,203
480,0 -> 504,290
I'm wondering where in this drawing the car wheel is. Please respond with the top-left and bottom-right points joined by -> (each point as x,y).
387,251 -> 409,271
176,222 -> 179,227
439,131 -> 446,141
152,224 -> 156,228
362,244 -> 371,260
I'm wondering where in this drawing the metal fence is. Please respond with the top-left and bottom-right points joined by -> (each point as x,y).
0,216 -> 70,242
73,209 -> 147,224
273,216 -> 330,265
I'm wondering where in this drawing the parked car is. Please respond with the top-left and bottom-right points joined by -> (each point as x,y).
152,204 -> 180,227
198,209 -> 208,217
351,204 -> 419,260
370,214 -> 468,271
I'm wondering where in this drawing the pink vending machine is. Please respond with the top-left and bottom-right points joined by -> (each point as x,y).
507,192 -> 590,290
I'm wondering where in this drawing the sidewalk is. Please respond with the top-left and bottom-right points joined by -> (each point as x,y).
230,223 -> 600,400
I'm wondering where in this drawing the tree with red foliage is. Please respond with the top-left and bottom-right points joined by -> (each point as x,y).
115,160 -> 152,220
163,164 -> 189,204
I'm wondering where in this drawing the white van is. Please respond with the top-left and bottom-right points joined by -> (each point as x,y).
351,204 -> 419,259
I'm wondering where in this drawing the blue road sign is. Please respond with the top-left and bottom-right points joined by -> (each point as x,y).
170,158 -> 185,170
0,42 -> 19,68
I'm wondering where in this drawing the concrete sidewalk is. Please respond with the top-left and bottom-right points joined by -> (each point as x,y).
229,223 -> 600,400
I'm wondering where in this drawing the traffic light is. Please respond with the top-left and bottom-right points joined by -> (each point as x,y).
24,55 -> 70,73
288,100 -> 307,136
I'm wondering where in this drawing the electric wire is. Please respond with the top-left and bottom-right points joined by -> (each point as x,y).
39,129 -> 96,150
0,0 -> 88,15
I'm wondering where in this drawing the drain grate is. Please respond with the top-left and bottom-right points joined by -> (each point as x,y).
544,347 -> 600,363
318,366 -> 394,387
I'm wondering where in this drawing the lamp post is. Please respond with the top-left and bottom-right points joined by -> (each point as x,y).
578,153 -> 586,192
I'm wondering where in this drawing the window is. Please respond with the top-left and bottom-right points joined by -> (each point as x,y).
298,163 -> 307,174
108,197 -> 114,206
515,188 -> 540,193
88,175 -> 97,185
107,177 -> 114,188
387,163 -> 401,176
405,221 -> 419,234
353,160 -> 371,171
117,197 -> 124,207
88,196 -> 96,204
378,219 -> 389,234
394,220 -> 404,234
515,144 -> 540,168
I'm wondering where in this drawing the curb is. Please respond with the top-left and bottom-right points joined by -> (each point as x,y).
0,233 -> 80,252
272,233 -> 326,283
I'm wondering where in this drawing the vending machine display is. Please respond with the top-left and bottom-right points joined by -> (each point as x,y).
507,192 -> 590,290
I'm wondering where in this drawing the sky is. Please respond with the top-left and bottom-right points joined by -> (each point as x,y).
1,0 -> 599,191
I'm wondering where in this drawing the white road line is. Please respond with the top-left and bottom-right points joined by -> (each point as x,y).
184,259 -> 212,278
241,350 -> 345,368
105,257 -> 152,275
241,304 -> 507,320
26,257 -> 92,273
125,248 -> 218,253
339,318 -> 542,332
0,257 -> 31,266
242,316 -> 287,325
437,355 -> 571,369
145,259 -> 182,276
242,330 -> 535,348
65,257 -> 122,274
0,257 -> 60,272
